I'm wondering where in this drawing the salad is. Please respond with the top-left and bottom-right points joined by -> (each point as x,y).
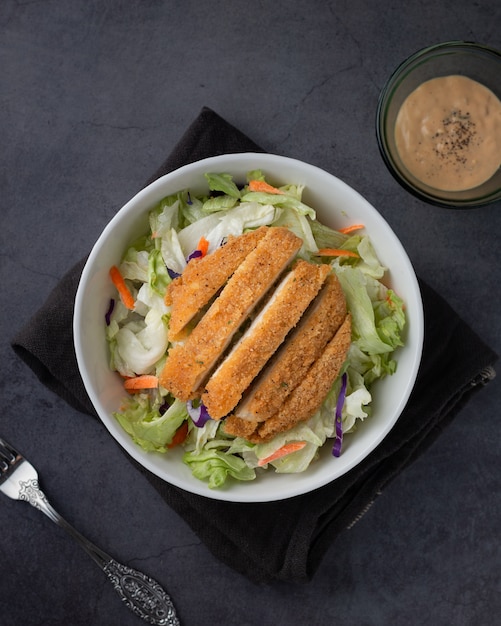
105,170 -> 405,488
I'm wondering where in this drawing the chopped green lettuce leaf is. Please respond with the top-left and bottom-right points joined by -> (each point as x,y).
271,207 -> 319,257
335,265 -> 400,355
183,449 -> 255,488
120,248 -> 150,283
114,398 -> 187,453
202,194 -> 239,212
149,196 -> 180,238
148,248 -> 171,296
240,190 -> 316,219
309,218 -> 348,250
204,172 -> 241,198
114,308 -> 168,375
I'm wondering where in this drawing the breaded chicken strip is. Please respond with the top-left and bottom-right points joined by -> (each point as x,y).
202,260 -> 330,419
166,226 -> 268,341
235,272 -> 346,422
159,227 -> 302,400
224,313 -> 352,443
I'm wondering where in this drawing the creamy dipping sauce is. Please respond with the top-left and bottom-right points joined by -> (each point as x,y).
395,75 -> 501,191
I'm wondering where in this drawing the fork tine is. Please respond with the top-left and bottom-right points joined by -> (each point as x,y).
0,438 -> 22,478
0,438 -> 18,464
0,456 -> 9,473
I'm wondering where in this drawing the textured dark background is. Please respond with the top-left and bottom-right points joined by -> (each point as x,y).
1,1 -> 500,625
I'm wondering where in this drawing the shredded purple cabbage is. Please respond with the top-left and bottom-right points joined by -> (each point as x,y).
187,191 -> 193,205
167,267 -> 181,279
168,245 -> 205,280
186,400 -> 212,427
105,298 -> 115,326
187,249 -> 203,262
332,373 -> 347,457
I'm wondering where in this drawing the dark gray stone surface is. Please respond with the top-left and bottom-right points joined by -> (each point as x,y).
1,1 -> 500,625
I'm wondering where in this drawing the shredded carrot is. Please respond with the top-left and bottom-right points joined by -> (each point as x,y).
197,236 -> 209,257
109,265 -> 135,310
257,441 -> 307,467
167,421 -> 189,448
248,179 -> 285,195
315,248 -> 360,258
338,223 -> 364,234
124,375 -> 159,391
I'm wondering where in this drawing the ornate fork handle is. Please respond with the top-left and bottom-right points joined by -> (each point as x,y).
18,477 -> 180,626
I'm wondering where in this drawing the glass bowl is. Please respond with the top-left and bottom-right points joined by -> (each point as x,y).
376,41 -> 501,208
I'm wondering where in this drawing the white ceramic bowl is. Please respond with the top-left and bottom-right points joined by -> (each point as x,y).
74,153 -> 424,502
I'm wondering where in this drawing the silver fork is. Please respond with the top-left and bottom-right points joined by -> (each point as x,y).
0,436 -> 180,625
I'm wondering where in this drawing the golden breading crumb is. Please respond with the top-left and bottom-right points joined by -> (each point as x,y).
223,414 -> 259,439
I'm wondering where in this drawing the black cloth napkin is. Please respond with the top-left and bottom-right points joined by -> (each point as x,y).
12,106 -> 498,584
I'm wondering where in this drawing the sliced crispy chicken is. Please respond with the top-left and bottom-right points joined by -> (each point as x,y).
234,272 -> 346,423
224,313 -> 352,443
166,226 -> 268,341
202,260 -> 330,419
159,227 -> 302,401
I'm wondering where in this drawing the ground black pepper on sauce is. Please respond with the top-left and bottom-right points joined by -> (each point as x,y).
394,75 -> 501,191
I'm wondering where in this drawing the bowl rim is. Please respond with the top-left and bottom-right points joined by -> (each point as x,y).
74,152 -> 424,502
376,40 -> 501,209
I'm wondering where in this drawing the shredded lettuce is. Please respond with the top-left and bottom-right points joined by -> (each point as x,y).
149,196 -> 180,238
335,264 -> 399,355
239,191 -> 316,219
308,218 -> 348,250
205,172 -> 241,198
271,207 -> 319,257
148,248 -> 171,296
114,308 -> 169,376
114,398 -> 187,453
182,422 -> 256,487
183,449 -> 255,489
202,194 -> 239,212
120,248 -> 150,283
176,201 -> 278,256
